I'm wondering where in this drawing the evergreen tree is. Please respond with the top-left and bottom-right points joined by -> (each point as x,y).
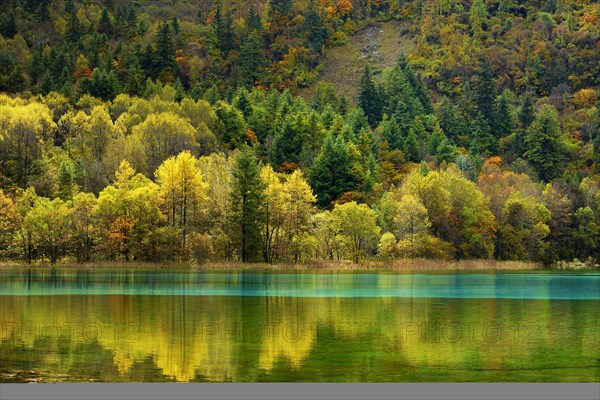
303,0 -> 328,54
381,118 -> 403,151
233,88 -> 253,120
153,22 -> 177,82
98,8 -> 113,36
173,78 -> 185,102
524,104 -> 563,181
398,54 -> 433,114
403,128 -> 421,163
65,8 -> 82,42
469,111 -> 497,156
125,60 -> 145,96
438,96 -> 465,141
309,134 -> 354,207
239,31 -> 266,87
492,94 -> 513,139
474,55 -> 496,126
7,65 -> 26,93
213,6 -> 234,55
28,48 -> 45,86
40,70 -> 54,94
270,118 -> 303,168
230,147 -> 265,263
593,104 -> 600,172
247,5 -> 263,32
435,137 -> 458,166
358,65 -> 382,127
519,93 -> 535,130
268,0 -> 293,18
0,12 -> 17,38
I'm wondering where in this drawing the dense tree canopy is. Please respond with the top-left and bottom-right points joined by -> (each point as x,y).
0,1 -> 598,266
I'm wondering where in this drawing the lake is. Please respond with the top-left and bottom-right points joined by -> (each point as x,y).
0,268 -> 599,382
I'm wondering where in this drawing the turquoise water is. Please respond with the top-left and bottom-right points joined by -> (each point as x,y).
1,269 -> 599,299
1,268 -> 599,382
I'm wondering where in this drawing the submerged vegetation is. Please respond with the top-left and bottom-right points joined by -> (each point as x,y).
0,0 -> 599,266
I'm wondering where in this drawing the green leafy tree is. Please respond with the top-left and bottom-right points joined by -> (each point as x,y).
332,201 -> 381,263
572,207 -> 599,261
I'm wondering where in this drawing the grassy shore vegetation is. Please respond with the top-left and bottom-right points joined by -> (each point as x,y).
0,1 -> 599,267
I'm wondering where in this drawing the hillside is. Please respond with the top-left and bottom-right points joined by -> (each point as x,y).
0,1 -> 599,267
300,19 -> 417,101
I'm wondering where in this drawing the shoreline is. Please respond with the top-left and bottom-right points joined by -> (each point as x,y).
1,259 -> 597,271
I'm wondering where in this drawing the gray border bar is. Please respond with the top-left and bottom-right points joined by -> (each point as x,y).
1,383 -> 599,400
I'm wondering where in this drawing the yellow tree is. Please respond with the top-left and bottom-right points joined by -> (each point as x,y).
132,112 -> 199,175
0,189 -> 21,258
96,161 -> 166,261
260,164 -> 287,263
155,151 -> 208,250
282,170 -> 317,263
23,197 -> 72,264
197,152 -> 236,259
332,201 -> 381,263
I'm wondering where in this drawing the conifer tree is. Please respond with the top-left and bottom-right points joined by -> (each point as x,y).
474,55 -> 496,126
358,65 -> 382,127
230,147 -> 265,262
309,134 -> 354,207
524,104 -> 564,182
519,93 -> 535,130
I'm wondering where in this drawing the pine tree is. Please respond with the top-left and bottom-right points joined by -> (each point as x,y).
213,6 -> 234,55
309,134 -> 354,208
268,0 -> 293,18
233,88 -> 253,120
519,93 -> 535,130
469,111 -> 497,156
40,70 -> 54,94
174,78 -> 185,102
593,104 -> 600,172
7,65 -> 26,93
403,128 -> 421,163
65,8 -> 82,42
98,8 -> 113,36
125,60 -> 145,96
492,94 -> 513,139
398,54 -> 433,114
230,147 -> 265,262
153,22 -> 177,82
239,31 -> 266,87
0,12 -> 17,38
358,65 -> 382,127
247,5 -> 263,32
524,104 -> 564,181
474,55 -> 496,126
270,118 -> 303,168
381,118 -> 403,151
438,96 -> 465,141
434,137 -> 458,166
303,0 -> 328,54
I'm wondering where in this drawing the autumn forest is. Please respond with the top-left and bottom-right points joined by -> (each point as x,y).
0,0 -> 599,266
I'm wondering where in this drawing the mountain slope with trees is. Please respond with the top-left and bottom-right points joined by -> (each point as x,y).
0,0 -> 599,266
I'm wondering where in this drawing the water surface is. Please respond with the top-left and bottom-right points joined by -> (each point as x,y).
1,268 -> 598,382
